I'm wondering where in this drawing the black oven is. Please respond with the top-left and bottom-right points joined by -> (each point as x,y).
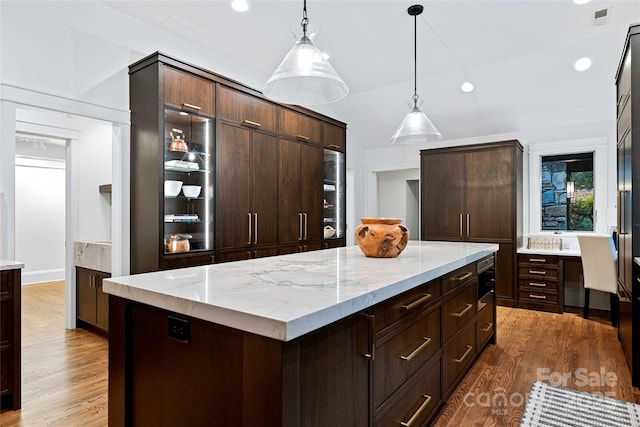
477,255 -> 495,311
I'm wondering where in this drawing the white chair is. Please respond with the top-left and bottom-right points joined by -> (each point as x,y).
577,235 -> 618,326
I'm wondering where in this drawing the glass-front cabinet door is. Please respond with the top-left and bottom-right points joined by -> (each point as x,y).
163,107 -> 215,256
323,149 -> 345,241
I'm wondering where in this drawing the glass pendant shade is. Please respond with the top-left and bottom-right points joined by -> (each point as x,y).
390,104 -> 442,144
264,35 -> 348,105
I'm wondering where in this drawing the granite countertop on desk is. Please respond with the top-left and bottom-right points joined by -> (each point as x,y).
104,241 -> 498,342
517,247 -> 581,257
0,259 -> 25,271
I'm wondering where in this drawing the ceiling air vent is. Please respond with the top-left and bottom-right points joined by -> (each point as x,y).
593,7 -> 609,26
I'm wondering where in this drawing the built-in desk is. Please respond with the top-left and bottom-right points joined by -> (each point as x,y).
517,248 -> 582,313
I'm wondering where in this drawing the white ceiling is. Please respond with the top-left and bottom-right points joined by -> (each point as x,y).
102,0 -> 640,149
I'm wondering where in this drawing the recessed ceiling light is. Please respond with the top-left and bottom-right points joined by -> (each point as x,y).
573,0 -> 591,4
460,82 -> 474,93
574,57 -> 592,71
231,0 -> 249,12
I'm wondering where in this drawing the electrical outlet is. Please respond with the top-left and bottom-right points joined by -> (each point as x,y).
168,316 -> 190,343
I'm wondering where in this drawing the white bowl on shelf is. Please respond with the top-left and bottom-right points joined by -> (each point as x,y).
182,185 -> 202,198
164,180 -> 183,197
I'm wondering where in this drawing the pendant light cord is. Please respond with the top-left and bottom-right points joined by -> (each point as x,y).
301,0 -> 309,37
413,12 -> 418,107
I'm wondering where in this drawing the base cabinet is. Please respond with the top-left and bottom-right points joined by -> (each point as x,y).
109,255 -> 496,426
76,267 -> 110,333
0,269 -> 21,411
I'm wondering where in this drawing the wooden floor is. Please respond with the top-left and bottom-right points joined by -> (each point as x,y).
1,282 -> 639,426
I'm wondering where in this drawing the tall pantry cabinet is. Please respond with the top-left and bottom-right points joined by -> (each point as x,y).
129,52 -> 347,273
420,140 -> 523,307
616,23 -> 640,387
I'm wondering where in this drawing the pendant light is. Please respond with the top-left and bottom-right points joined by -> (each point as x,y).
263,0 -> 348,105
390,4 -> 442,144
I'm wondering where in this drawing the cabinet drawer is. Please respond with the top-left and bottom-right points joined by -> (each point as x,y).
518,289 -> 559,304
519,254 -> 559,266
373,306 -> 440,409
163,66 -> 215,117
443,321 -> 476,395
476,303 -> 495,350
372,279 -> 440,334
443,264 -> 476,294
518,266 -> 559,279
219,86 -> 277,133
374,354 -> 441,427
278,108 -> 322,144
443,281 -> 476,342
323,122 -> 346,152
518,278 -> 559,292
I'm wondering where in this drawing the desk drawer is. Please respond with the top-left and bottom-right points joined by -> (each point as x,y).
518,266 -> 559,279
372,279 -> 440,334
519,254 -> 559,266
519,289 -> 559,304
518,278 -> 559,292
443,281 -> 476,343
374,354 -> 441,427
373,306 -> 440,409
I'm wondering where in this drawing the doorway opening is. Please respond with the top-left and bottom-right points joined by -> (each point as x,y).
376,169 -> 420,240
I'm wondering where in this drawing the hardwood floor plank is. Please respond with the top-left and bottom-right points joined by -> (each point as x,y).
1,283 -> 639,426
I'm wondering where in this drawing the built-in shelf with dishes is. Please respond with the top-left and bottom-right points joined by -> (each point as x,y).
163,107 -> 214,256
323,148 -> 345,242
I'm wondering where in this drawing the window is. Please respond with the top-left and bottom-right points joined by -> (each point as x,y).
541,153 -> 594,231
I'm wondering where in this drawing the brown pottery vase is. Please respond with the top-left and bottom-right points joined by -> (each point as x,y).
355,217 -> 409,258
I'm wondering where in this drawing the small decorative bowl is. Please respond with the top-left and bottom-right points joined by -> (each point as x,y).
182,185 -> 202,198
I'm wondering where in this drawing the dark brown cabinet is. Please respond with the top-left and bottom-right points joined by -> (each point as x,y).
615,23 -> 640,386
76,267 -> 110,332
279,134 -> 323,250
421,141 -> 523,307
129,53 -> 347,272
517,254 -> 562,313
0,268 -> 21,411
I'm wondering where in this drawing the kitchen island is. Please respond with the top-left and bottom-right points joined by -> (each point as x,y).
104,241 -> 498,426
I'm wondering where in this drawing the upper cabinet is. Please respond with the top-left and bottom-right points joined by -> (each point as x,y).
129,52 -> 347,272
163,66 -> 215,117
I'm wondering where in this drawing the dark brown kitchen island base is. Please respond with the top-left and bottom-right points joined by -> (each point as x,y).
108,255 -> 496,426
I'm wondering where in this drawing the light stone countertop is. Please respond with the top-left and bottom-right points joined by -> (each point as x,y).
103,241 -> 498,341
0,259 -> 24,271
517,247 -> 581,257
74,241 -> 111,273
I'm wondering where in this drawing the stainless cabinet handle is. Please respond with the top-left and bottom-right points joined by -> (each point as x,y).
328,144 -> 340,150
253,213 -> 258,244
242,119 -> 262,128
400,293 -> 433,311
303,213 -> 308,240
247,213 -> 252,245
466,213 -> 470,238
529,294 -> 547,300
182,102 -> 201,111
459,214 -> 463,239
400,337 -> 432,361
451,303 -> 473,318
454,272 -> 473,282
481,322 -> 493,333
299,213 -> 303,241
529,270 -> 546,275
529,282 -> 547,288
296,134 -> 310,141
362,314 -> 375,360
530,258 -> 546,263
454,345 -> 473,363
399,394 -> 432,426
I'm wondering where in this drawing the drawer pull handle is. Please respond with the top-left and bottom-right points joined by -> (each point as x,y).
529,282 -> 547,288
530,258 -> 546,263
529,270 -> 546,275
243,119 -> 262,128
401,293 -> 433,311
481,322 -> 493,333
400,394 -> 432,427
328,144 -> 341,150
247,213 -> 252,245
451,303 -> 473,318
296,134 -> 310,141
400,337 -> 432,361
454,345 -> 473,364
529,294 -> 547,300
182,102 -> 201,111
454,272 -> 473,282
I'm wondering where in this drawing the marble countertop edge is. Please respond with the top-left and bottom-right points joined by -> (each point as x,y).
0,259 -> 25,271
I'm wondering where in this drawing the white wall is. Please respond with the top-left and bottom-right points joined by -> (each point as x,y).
376,169 -> 420,239
15,158 -> 65,284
